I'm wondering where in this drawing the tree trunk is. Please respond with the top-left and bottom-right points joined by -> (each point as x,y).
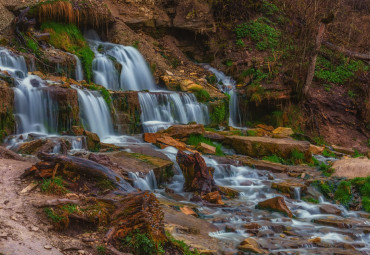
303,22 -> 326,96
322,41 -> 370,61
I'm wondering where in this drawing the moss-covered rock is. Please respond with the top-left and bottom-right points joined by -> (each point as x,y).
0,79 -> 15,141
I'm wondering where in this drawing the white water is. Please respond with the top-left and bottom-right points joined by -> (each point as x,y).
139,92 -> 209,133
75,87 -> 114,139
202,64 -> 242,127
86,30 -> 156,91
0,48 -> 59,135
129,170 -> 158,191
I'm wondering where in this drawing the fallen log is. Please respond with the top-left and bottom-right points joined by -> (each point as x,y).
35,153 -> 135,193
323,41 -> 370,61
33,198 -> 81,208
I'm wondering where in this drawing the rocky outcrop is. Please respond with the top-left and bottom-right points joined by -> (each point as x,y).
161,124 -> 205,139
256,197 -> 293,218
46,86 -> 80,133
84,130 -> 101,152
333,158 -> 370,178
0,79 -> 15,140
225,136 -> 312,161
176,150 -> 218,195
319,204 -> 342,215
111,91 -> 142,134
238,238 -> 268,254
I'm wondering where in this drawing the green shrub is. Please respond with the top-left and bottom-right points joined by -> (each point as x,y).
166,232 -> 200,255
235,18 -> 280,51
210,104 -> 226,124
97,245 -> 106,255
122,231 -> 164,255
319,163 -> 334,177
44,207 -> 66,223
246,129 -> 257,136
353,149 -> 364,158
334,181 -> 352,206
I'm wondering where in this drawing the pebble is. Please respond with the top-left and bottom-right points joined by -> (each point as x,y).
44,245 -> 52,250
78,250 -> 85,254
31,226 -> 39,232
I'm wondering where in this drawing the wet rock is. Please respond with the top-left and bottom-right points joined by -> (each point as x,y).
111,91 -> 142,134
271,181 -> 307,198
257,229 -> 274,238
176,150 -> 218,195
180,206 -> 197,217
0,81 -> 15,139
308,237 -> 321,243
319,204 -> 342,215
312,218 -> 361,228
225,136 -> 311,162
218,186 -> 239,198
243,223 -> 261,235
161,124 -> 205,139
197,142 -> 216,154
0,146 -> 24,161
204,131 -> 225,142
202,191 -> 223,205
238,238 -> 268,254
333,158 -> 370,178
143,133 -> 162,144
16,139 -> 56,155
272,127 -> 294,138
225,225 -> 236,233
256,197 -> 293,218
84,130 -> 100,151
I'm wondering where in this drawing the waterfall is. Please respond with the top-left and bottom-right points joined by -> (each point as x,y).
129,170 -> 158,191
0,48 -> 59,135
139,92 -> 209,133
75,87 -> 114,139
294,187 -> 301,200
86,30 -> 156,91
72,54 -> 84,81
202,64 -> 242,127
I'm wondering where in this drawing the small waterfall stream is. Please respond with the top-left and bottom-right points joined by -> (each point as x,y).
75,87 -> 114,139
139,92 -> 209,133
72,54 -> 84,81
202,64 -> 242,127
86,30 -> 156,91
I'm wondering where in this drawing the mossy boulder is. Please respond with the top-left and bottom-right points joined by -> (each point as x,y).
84,130 -> 100,152
271,182 -> 307,198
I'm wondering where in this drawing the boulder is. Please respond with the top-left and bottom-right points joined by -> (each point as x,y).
218,186 -> 239,198
0,3 -> 14,32
272,127 -> 294,138
0,146 -> 24,161
161,124 -> 205,139
309,144 -> 325,155
176,150 -> 218,195
331,145 -> 355,155
143,133 -> 162,144
180,206 -> 197,217
238,238 -> 268,254
243,223 -> 261,235
332,158 -> 370,178
84,130 -> 100,152
271,182 -> 307,198
225,136 -> 311,162
202,191 -> 223,205
197,142 -> 216,154
204,131 -> 225,142
256,197 -> 293,218
319,204 -> 342,215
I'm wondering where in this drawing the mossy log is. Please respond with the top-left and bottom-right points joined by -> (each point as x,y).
23,153 -> 135,192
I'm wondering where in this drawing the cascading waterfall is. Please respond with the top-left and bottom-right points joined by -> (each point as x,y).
202,64 -> 242,127
129,170 -> 158,191
139,92 -> 209,133
0,48 -> 58,135
75,87 -> 114,139
86,30 -> 156,91
72,54 -> 84,81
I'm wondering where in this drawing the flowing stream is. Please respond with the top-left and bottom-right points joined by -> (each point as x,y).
202,64 -> 242,127
85,30 -> 156,91
139,92 -> 209,133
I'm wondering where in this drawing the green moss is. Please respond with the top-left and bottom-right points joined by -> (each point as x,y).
353,149 -> 364,158
188,87 -> 210,103
122,230 -> 164,255
210,103 -> 226,125
187,134 -> 224,156
61,203 -> 78,213
41,22 -> 94,82
97,245 -> 107,255
290,149 -> 305,164
263,154 -> 285,164
246,130 -> 257,136
166,232 -> 200,255
97,178 -> 115,191
41,177 -> 68,195
302,197 -> 319,204
322,149 -> 336,158
319,163 -> 334,177
86,84 -> 112,107
44,207 -> 66,223
24,35 -> 41,56
362,197 -> 370,212
334,181 -> 352,206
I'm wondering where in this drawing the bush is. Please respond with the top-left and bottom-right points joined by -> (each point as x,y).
235,18 -> 280,51
210,104 -> 226,124
122,231 -> 164,255
334,181 -> 352,206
